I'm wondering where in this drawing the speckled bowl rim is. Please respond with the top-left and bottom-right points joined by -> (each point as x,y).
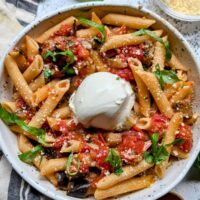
0,2 -> 200,200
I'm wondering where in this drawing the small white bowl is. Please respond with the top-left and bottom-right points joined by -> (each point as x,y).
155,0 -> 200,21
0,2 -> 200,200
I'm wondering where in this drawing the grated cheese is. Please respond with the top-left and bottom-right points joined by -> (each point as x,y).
163,0 -> 200,15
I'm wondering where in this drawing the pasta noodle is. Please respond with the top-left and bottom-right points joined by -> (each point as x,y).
29,80 -> 69,128
25,35 -> 39,60
94,175 -> 155,200
155,112 -> 183,178
136,71 -> 174,118
100,30 -> 163,52
36,16 -> 78,43
102,13 -> 156,29
4,55 -> 35,107
23,55 -> 43,83
96,160 -> 153,189
128,58 -> 150,117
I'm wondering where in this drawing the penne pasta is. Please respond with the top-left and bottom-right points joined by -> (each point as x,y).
170,85 -> 193,103
36,16 -> 78,43
100,30 -> 163,52
29,80 -> 70,128
96,160 -> 153,189
40,157 -> 67,176
152,36 -> 167,71
25,35 -> 39,60
95,175 -> 154,200
128,58 -> 150,117
1,101 -> 17,113
90,50 -> 108,72
4,55 -> 34,107
76,12 -> 102,38
51,106 -> 71,119
60,140 -> 81,153
29,72 -> 45,92
155,112 -> 183,178
9,50 -> 27,72
33,80 -> 59,105
171,146 -> 189,159
18,134 -> 58,185
23,55 -> 43,83
136,71 -> 173,118
167,53 -> 188,71
102,13 -> 156,29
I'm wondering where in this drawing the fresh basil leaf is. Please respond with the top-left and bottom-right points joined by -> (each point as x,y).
43,51 -> 57,62
154,64 -> 180,90
43,50 -> 75,66
105,148 -> 123,175
79,17 -> 106,43
62,50 -> 75,73
133,29 -> 172,61
0,104 -> 46,145
18,145 -> 43,164
144,151 -> 154,164
144,133 -> 169,165
161,70 -> 180,84
165,138 -> 185,146
154,145 -> 169,164
66,153 -> 80,176
44,68 -> 54,81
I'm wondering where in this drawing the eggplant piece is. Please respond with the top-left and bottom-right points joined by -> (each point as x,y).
67,178 -> 92,198
56,172 -> 69,187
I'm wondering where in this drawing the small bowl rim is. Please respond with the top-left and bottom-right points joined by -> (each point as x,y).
0,2 -> 200,200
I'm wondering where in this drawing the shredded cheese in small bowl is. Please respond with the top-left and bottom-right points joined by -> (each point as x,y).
155,0 -> 200,21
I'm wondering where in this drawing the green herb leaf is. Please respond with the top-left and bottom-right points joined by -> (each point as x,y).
79,17 -> 106,43
66,153 -> 80,176
0,104 -> 46,145
144,133 -> 169,165
105,148 -> 123,175
43,50 -> 75,65
62,50 -> 75,75
154,64 -> 180,90
44,68 -> 54,81
133,29 -> 172,61
18,145 -> 43,164
165,138 -> 185,146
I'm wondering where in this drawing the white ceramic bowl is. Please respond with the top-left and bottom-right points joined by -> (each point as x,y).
0,2 -> 200,200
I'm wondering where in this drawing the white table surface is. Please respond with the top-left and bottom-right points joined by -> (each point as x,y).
37,0 -> 200,199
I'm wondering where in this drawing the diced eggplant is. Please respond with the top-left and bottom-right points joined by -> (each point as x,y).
67,178 -> 91,198
56,172 -> 69,187
44,148 -> 58,159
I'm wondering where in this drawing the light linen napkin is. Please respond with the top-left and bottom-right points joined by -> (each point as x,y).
0,1 -> 48,200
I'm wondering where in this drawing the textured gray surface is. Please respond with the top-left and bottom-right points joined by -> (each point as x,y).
37,0 -> 200,199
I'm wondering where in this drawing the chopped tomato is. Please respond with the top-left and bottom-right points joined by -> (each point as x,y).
149,113 -> 169,136
117,45 -> 144,61
80,134 -> 110,171
117,130 -> 145,164
176,124 -> 192,153
72,40 -> 89,60
110,68 -> 134,81
53,24 -> 72,37
57,119 -> 78,133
